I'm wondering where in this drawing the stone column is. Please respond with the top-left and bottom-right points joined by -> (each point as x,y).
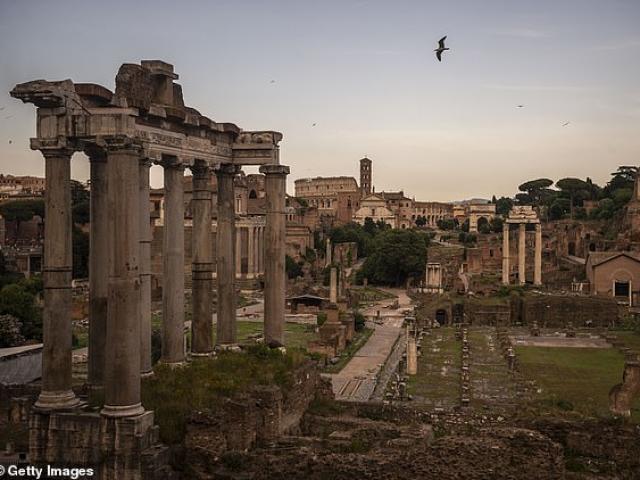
35,146 -> 80,410
260,165 -> 290,347
330,267 -> 338,303
216,164 -> 240,346
502,222 -> 510,285
235,226 -> 242,277
326,238 -> 332,266
87,148 -> 108,389
248,226 -> 255,278
259,227 -> 264,273
102,140 -> 144,418
518,223 -> 526,285
139,159 -> 153,375
534,223 -> 542,286
161,160 -> 185,364
191,161 -> 214,356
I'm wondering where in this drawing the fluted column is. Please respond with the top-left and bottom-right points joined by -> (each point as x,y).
534,223 -> 542,286
216,164 -> 240,346
35,146 -> 80,410
191,161 -> 213,356
87,147 -> 108,390
139,159 -> 153,375
248,226 -> 255,278
235,226 -> 242,277
102,139 -> 143,418
260,164 -> 290,347
258,227 -> 264,274
161,160 -> 185,364
326,238 -> 332,266
502,222 -> 510,285
518,223 -> 526,285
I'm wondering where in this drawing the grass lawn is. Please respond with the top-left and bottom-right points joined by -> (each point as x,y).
609,331 -> 640,351
211,321 -> 317,349
408,327 -> 461,407
516,346 -> 640,421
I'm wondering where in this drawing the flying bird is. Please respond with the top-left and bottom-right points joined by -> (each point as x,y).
516,105 -> 524,108
270,80 -> 276,84
562,121 -> 570,127
8,140 -> 12,144
312,123 -> 317,127
435,36 -> 449,62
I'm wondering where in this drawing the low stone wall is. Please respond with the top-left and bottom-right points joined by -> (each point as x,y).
517,295 -> 619,328
184,360 -> 324,471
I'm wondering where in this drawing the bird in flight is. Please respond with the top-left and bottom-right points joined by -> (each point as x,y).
270,80 -> 276,84
312,123 -> 317,127
562,121 -> 570,127
435,36 -> 449,62
516,105 -> 524,108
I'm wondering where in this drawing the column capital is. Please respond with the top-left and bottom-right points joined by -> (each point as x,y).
190,160 -> 212,177
137,158 -> 151,169
158,156 -> 185,171
32,138 -> 76,159
259,164 -> 290,176
215,163 -> 242,176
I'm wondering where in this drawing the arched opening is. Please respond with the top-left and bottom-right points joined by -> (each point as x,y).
568,241 -> 576,256
589,243 -> 596,252
249,189 -> 257,199
435,309 -> 447,326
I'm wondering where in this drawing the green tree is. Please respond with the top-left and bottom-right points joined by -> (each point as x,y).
556,178 -> 589,219
415,215 -> 427,227
494,197 -> 514,216
0,283 -> 42,340
0,199 -> 44,242
73,226 -> 89,279
518,178 -> 553,206
490,216 -> 504,233
285,255 -> 303,279
357,229 -> 428,286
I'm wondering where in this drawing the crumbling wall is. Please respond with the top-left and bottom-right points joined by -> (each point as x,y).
517,294 -> 619,327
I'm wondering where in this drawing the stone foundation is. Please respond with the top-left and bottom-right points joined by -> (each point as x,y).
29,409 -> 175,480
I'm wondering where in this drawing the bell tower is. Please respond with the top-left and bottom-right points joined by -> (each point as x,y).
360,157 -> 372,197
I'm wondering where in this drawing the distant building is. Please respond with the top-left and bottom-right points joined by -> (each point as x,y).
359,157 -> 372,197
0,174 -> 45,197
353,194 -> 397,228
586,252 -> 640,305
294,176 -> 360,227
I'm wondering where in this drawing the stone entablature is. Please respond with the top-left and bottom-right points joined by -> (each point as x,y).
11,61 -> 280,167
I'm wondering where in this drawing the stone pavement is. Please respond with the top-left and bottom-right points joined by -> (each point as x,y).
329,289 -> 411,401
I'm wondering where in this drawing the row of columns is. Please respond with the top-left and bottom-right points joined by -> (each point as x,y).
234,224 -> 266,278
36,140 -> 289,418
502,222 -> 542,286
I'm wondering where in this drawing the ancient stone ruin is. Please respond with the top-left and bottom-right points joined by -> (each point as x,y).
10,60 -> 290,478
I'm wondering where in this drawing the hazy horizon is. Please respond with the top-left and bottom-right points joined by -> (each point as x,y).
1,0 -> 638,201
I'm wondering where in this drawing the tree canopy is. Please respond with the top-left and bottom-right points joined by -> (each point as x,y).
356,229 -> 429,286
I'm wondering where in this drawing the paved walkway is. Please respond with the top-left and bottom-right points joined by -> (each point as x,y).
329,288 -> 411,401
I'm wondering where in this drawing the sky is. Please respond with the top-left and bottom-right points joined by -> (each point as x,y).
0,0 -> 638,201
